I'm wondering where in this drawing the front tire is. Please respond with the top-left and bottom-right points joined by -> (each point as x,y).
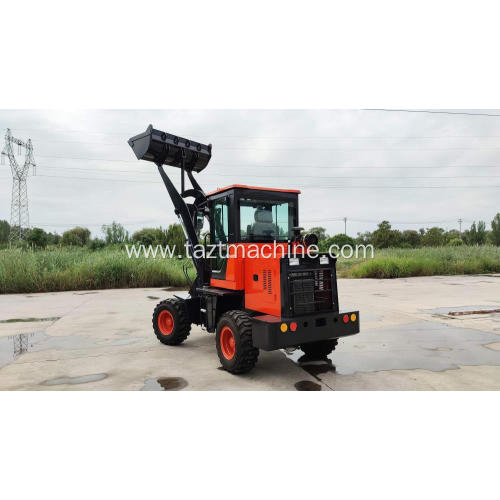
216,310 -> 259,374
153,298 -> 191,345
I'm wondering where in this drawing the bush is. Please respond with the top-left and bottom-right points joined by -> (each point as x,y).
448,238 -> 463,246
0,220 -> 10,243
132,228 -> 167,246
321,233 -> 356,251
61,226 -> 91,246
26,227 -> 49,249
88,238 -> 106,250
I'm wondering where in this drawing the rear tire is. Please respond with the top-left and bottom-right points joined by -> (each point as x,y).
153,298 -> 191,345
216,310 -> 259,374
300,339 -> 338,359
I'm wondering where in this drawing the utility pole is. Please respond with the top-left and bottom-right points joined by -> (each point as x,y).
343,217 -> 347,235
1,129 -> 36,242
458,218 -> 463,236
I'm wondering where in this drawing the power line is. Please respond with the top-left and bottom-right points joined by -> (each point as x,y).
24,154 -> 500,169
6,172 -> 499,188
15,135 -> 500,146
365,109 -> 500,117
33,165 -> 500,179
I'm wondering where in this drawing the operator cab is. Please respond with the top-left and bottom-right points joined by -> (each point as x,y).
206,184 -> 300,245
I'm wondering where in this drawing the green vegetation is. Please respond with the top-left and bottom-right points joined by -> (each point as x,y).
313,213 -> 500,249
0,246 -> 195,294
336,246 -> 500,279
0,216 -> 499,293
0,245 -> 498,294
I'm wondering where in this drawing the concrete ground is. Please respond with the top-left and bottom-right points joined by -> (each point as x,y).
0,275 -> 499,390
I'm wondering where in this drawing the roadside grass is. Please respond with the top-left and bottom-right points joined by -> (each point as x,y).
0,247 -> 196,294
338,245 -> 500,279
0,245 -> 499,293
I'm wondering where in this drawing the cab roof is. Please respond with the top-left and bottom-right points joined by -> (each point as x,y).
206,184 -> 301,197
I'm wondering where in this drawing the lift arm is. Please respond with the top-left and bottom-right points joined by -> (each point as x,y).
128,125 -> 212,290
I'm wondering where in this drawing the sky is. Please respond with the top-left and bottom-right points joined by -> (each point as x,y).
0,109 -> 499,238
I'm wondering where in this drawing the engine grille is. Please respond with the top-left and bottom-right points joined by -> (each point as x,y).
288,269 -> 333,315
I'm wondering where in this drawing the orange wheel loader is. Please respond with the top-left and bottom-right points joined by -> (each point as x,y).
128,125 -> 360,374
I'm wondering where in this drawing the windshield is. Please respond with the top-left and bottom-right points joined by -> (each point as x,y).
240,198 -> 295,242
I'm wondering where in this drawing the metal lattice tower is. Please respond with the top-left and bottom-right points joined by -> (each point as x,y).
1,128 -> 36,241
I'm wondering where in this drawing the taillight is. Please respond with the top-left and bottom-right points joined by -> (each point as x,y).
343,314 -> 349,323
290,322 -> 297,332
351,313 -> 357,322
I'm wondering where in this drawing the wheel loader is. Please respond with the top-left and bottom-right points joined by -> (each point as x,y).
128,125 -> 360,374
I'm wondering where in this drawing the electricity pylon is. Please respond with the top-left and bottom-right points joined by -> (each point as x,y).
1,129 -> 36,241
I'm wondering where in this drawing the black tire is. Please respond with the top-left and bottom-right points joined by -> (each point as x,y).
300,339 -> 338,359
152,298 -> 191,346
216,310 -> 259,374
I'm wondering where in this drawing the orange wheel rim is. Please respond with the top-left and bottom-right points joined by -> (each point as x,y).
220,326 -> 236,360
158,310 -> 174,336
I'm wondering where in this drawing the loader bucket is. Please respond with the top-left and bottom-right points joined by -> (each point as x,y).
128,124 -> 212,173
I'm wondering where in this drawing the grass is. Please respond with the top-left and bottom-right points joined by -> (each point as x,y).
0,247 -> 196,294
337,245 -> 500,279
0,245 -> 499,294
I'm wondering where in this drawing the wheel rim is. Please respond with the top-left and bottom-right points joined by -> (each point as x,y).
158,310 -> 174,336
220,326 -> 236,360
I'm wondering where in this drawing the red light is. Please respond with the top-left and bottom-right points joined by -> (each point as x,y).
290,322 -> 297,331
343,314 -> 349,323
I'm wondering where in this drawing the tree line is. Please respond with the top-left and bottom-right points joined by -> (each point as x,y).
309,213 -> 500,250
1,212 -> 499,250
0,220 -> 185,251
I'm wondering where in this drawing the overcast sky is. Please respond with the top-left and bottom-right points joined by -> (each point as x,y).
0,109 -> 499,238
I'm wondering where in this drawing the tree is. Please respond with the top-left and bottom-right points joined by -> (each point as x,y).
132,228 -> 167,246
467,221 -> 486,245
61,226 -> 91,246
401,230 -> 421,248
0,220 -> 10,243
307,226 -> 328,242
421,227 -> 445,247
102,221 -> 129,245
26,227 -> 49,249
371,221 -> 401,248
490,213 -> 500,246
323,233 -> 356,250
47,232 -> 61,245
166,223 -> 186,254
448,238 -> 463,246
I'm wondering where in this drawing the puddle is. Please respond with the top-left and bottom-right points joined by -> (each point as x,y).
0,316 -> 60,324
0,332 -> 47,367
0,332 -> 112,368
286,321 -> 500,376
295,380 -> 322,391
73,291 -> 99,295
41,373 -> 108,386
162,287 -> 189,292
141,377 -> 188,391
147,296 -> 160,300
